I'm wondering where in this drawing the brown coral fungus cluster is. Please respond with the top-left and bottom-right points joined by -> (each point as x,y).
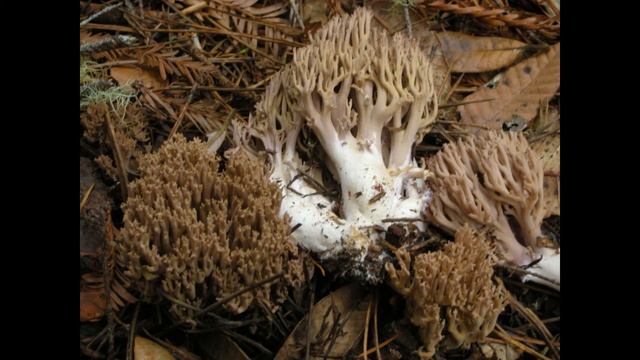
115,134 -> 305,324
81,101 -> 148,182
232,7 -> 438,283
427,131 -> 546,266
386,225 -> 506,359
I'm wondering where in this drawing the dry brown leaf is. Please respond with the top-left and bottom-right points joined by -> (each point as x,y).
80,290 -> 106,322
458,43 -> 560,131
275,283 -> 368,360
531,134 -> 559,175
435,32 -> 527,73
134,337 -> 176,360
110,66 -> 167,89
197,331 -> 250,360
80,30 -> 110,45
542,176 -> 560,217
531,133 -> 559,216
303,0 -> 330,26
419,31 -> 451,100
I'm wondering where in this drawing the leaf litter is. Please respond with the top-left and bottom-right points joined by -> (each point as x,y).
79,1 -> 560,359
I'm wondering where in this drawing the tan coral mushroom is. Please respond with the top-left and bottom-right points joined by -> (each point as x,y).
385,225 -> 506,359
427,131 -> 560,290
233,8 -> 438,282
115,134 -> 305,324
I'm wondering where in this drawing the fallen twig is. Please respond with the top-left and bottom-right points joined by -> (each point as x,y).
494,324 -> 553,360
80,183 -> 95,213
103,110 -> 129,199
80,2 -> 123,26
167,84 -> 197,141
80,35 -> 138,54
363,294 -> 373,360
373,289 -> 382,360
498,263 -> 560,289
508,294 -> 561,359
357,334 -> 398,357
126,302 -> 141,360
103,211 -> 116,359
305,276 -> 316,360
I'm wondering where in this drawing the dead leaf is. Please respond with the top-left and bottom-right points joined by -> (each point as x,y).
542,176 -> 560,217
531,134 -> 559,175
435,32 -> 527,73
110,66 -> 167,89
419,31 -> 451,100
80,157 -> 113,255
206,128 -> 227,155
303,0 -> 330,26
458,43 -> 560,131
531,133 -> 559,217
529,104 -> 560,136
134,337 -> 176,360
275,283 -> 368,360
80,290 -> 107,322
197,331 -> 250,360
80,30 -> 110,45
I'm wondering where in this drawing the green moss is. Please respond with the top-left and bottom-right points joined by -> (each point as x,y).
80,58 -> 99,84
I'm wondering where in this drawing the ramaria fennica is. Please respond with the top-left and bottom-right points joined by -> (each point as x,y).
427,131 -> 560,290
115,135 -> 306,324
233,8 -> 438,280
386,225 -> 507,359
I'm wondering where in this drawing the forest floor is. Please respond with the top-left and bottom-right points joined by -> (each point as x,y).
80,1 -> 560,359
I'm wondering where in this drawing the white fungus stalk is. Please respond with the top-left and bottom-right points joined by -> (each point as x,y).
232,8 -> 438,274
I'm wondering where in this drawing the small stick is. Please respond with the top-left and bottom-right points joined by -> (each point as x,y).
160,290 -> 202,312
104,110 -> 128,199
81,23 -> 136,32
181,2 -> 207,15
439,98 -> 495,108
80,2 -> 123,26
487,334 -> 560,347
501,278 -> 558,297
80,183 -> 95,213
372,12 -> 392,33
103,211 -> 116,359
368,191 -> 386,205
305,277 -> 316,360
203,273 -> 284,315
290,223 -> 303,234
224,329 -> 274,357
402,1 -> 413,38
141,27 -> 305,47
508,294 -> 561,359
362,294 -> 373,360
309,256 -> 326,277
380,240 -> 398,253
126,302 -> 141,360
357,334 -> 398,357
167,84 -> 197,141
323,311 -> 348,359
381,217 -> 422,223
289,0 -> 305,29
494,325 -> 553,360
158,273 -> 284,335
80,34 -> 138,53
436,120 -> 494,130
141,329 -> 202,360
498,263 -> 560,288
373,289 -> 382,360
